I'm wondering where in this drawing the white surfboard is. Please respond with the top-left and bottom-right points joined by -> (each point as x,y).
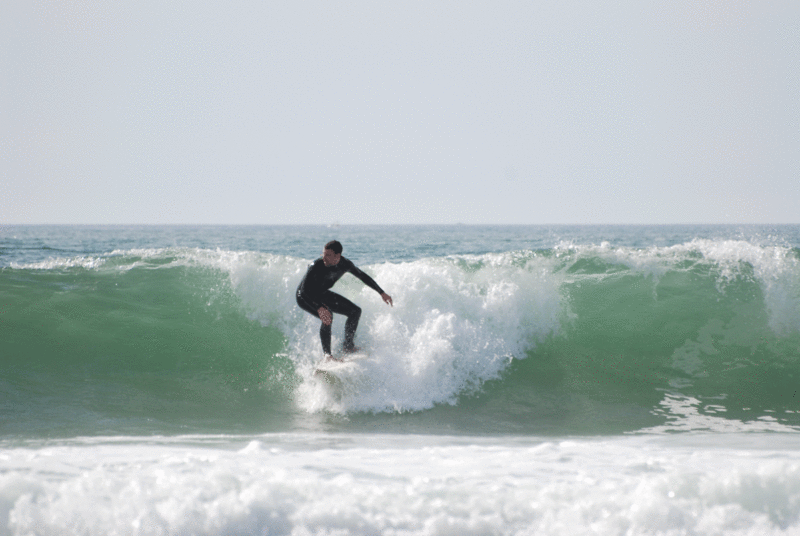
314,352 -> 370,384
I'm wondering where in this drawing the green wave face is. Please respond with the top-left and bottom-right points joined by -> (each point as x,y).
1,259 -> 295,437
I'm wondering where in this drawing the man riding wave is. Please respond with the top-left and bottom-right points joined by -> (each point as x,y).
296,240 -> 393,360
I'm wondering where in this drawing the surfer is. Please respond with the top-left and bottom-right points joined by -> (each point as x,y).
296,240 -> 393,360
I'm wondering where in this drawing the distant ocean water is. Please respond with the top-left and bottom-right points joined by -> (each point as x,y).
2,224 -> 799,535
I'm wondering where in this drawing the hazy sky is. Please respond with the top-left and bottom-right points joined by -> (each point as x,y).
2,1 -> 798,224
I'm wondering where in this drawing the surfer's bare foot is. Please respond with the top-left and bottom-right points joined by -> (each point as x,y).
343,346 -> 360,354
325,354 -> 343,362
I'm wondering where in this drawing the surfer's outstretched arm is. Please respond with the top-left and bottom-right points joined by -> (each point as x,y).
345,262 -> 392,307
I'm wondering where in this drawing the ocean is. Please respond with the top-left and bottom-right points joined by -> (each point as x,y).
1,224 -> 799,535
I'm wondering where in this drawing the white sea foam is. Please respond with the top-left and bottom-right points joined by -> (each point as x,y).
2,434 -> 800,535
8,255 -> 108,270
282,254 -> 564,414
644,394 -> 800,433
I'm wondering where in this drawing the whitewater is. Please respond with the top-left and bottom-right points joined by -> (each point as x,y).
2,224 -> 800,535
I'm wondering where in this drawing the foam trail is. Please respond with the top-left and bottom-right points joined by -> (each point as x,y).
284,253 -> 564,414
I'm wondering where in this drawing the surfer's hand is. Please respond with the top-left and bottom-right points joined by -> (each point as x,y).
318,306 -> 332,325
381,293 -> 393,307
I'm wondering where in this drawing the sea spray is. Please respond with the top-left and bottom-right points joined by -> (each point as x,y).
291,253 -> 564,414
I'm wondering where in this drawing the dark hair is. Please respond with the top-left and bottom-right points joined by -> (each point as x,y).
324,240 -> 343,254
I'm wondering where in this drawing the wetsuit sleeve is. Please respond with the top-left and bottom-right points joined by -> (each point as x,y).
344,259 -> 385,295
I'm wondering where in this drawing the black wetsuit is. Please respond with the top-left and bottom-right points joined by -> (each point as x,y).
296,256 -> 385,355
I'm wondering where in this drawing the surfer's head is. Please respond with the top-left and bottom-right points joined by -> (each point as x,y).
322,240 -> 342,267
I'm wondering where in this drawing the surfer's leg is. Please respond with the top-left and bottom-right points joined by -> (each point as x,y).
321,292 -> 362,352
296,292 -> 332,355
319,322 -> 332,356
342,309 -> 361,352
